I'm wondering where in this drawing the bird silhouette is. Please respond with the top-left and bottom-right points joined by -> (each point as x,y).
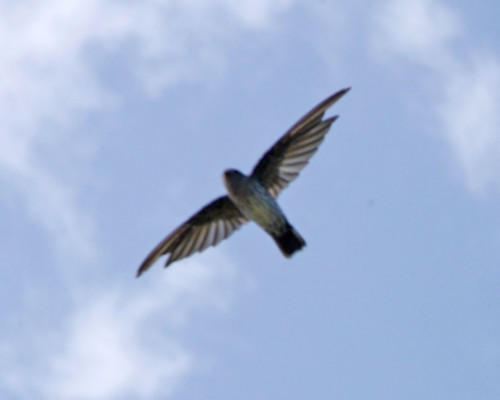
137,87 -> 350,277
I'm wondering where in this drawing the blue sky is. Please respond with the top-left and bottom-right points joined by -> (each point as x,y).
1,0 -> 500,399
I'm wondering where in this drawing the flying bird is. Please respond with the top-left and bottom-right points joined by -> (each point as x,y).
137,87 -> 350,277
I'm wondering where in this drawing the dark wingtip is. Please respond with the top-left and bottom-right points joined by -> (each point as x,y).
322,87 -> 351,111
336,87 -> 351,98
136,258 -> 153,278
164,255 -> 175,268
136,253 -> 171,278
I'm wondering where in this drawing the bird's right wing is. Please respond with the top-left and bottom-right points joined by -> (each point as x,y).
251,88 -> 350,198
137,196 -> 247,277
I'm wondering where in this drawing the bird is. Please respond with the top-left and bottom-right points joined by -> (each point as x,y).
137,87 -> 350,277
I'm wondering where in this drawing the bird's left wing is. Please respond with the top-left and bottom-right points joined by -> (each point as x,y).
251,87 -> 350,198
137,196 -> 247,277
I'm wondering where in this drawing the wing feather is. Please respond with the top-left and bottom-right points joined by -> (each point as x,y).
137,196 -> 247,277
251,88 -> 350,197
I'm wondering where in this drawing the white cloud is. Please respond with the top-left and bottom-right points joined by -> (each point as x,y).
437,58 -> 500,192
1,256 -> 242,400
217,0 -> 295,27
0,0 -> 297,260
46,296 -> 192,400
0,1 -> 274,398
0,0 -> 115,260
372,0 -> 500,193
372,0 -> 460,68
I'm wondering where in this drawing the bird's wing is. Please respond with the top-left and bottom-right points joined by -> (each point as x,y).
137,196 -> 247,277
250,87 -> 350,198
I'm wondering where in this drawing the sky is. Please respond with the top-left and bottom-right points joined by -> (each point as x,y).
1,0 -> 500,399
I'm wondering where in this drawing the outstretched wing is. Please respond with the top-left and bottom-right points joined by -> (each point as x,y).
137,196 -> 247,277
251,87 -> 350,198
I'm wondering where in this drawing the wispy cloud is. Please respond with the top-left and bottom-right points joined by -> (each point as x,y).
0,1 -> 276,398
2,256 -> 242,400
0,0 -> 297,260
45,295 -> 193,400
372,0 -> 500,193
0,0 -> 114,260
372,0 -> 460,68
437,58 -> 500,192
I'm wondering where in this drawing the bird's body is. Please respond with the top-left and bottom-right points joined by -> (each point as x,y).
223,169 -> 305,256
223,169 -> 285,233
137,87 -> 350,277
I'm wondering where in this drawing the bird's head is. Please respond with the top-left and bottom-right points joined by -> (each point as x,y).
223,169 -> 246,193
223,169 -> 243,180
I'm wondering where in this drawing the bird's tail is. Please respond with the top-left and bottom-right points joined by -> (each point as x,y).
272,223 -> 306,257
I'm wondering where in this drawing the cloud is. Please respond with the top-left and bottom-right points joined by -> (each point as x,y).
372,0 -> 460,68
0,0 -> 114,260
372,0 -> 500,193
0,0 -> 297,260
45,295 -> 192,400
437,58 -> 500,192
2,256 -> 242,400
0,1 -> 275,398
